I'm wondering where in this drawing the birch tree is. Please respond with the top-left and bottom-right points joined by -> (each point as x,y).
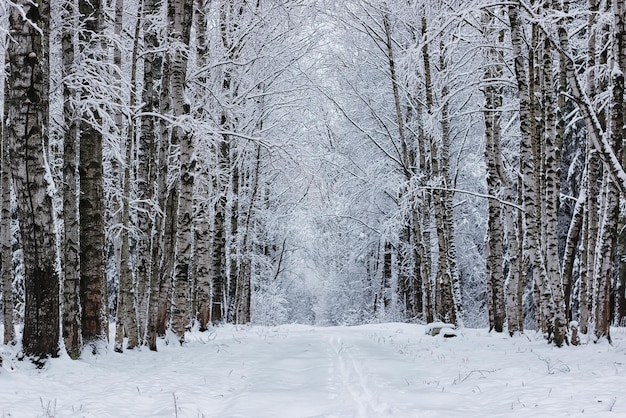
170,0 -> 194,343
5,0 -> 60,361
142,0 -> 167,350
1,69 -> 13,346
482,9 -> 506,333
61,0 -> 81,357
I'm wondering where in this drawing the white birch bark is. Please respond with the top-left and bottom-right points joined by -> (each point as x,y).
6,0 -> 60,360
541,25 -> 568,346
192,0 -> 212,331
1,95 -> 14,346
593,0 -> 625,340
579,0 -> 600,335
508,2 -> 548,336
170,0 -> 194,343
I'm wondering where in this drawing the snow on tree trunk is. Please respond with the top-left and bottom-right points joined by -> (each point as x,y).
6,0 -> 60,361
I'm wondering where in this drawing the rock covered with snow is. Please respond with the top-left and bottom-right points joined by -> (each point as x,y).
425,321 -> 457,337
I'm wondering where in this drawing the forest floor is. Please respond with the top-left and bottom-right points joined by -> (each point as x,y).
1,322 -> 625,417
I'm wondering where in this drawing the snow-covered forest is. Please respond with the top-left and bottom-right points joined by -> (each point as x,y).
1,0 -> 626,369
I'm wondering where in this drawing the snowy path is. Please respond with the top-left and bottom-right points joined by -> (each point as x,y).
1,323 -> 625,417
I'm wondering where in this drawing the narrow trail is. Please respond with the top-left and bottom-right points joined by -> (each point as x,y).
328,334 -> 391,417
211,327 -> 403,417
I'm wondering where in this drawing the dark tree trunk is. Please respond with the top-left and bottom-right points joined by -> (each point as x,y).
78,0 -> 107,349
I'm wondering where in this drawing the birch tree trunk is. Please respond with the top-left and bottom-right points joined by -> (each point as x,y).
593,172 -> 618,341
115,15 -> 141,352
233,146 -> 261,324
210,0 -> 239,323
416,100 -> 433,323
382,10 -> 422,320
540,25 -> 567,346
421,13 -> 459,325
194,177 -> 212,329
561,186 -> 585,323
579,0 -> 601,335
107,0 -> 124,338
482,9 -> 506,332
615,0 -> 626,326
142,0 -> 169,350
1,96 -> 14,346
509,1 -> 547,336
62,0 -> 81,357
530,21 -> 552,335
136,0 -> 162,344
170,0 -> 194,343
155,54 -> 177,337
147,53 -> 174,349
6,0 -> 60,360
193,0 -> 212,331
226,157 -> 239,322
593,0 -> 625,340
438,43 -> 463,326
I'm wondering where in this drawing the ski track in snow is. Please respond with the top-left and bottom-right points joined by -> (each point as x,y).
329,334 -> 390,417
1,323 -> 625,417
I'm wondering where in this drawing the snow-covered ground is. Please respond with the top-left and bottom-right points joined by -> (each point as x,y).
1,323 -> 625,417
